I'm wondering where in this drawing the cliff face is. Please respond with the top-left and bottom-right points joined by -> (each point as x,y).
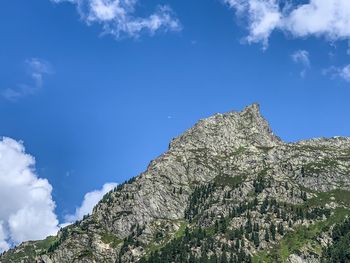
2,104 -> 350,263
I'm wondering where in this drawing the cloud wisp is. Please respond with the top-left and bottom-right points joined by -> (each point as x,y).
291,49 -> 310,77
51,0 -> 181,39
2,58 -> 53,102
224,0 -> 350,48
328,64 -> 350,82
291,50 -> 310,68
0,137 -> 59,252
64,182 -> 118,223
339,65 -> 350,82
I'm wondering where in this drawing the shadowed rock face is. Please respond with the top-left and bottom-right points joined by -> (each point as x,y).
2,104 -> 350,263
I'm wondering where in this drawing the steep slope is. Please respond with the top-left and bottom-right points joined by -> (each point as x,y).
1,104 -> 350,263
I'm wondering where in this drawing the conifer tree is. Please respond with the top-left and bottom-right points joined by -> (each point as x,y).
253,232 -> 260,247
264,229 -> 270,242
270,222 -> 276,241
278,223 -> 284,235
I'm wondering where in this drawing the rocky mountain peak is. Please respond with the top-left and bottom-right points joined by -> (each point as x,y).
241,102 -> 261,115
169,103 -> 281,152
2,104 -> 350,263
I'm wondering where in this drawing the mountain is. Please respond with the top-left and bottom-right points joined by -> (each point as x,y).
2,103 -> 350,263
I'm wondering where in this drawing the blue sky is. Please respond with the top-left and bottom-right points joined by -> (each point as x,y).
1,0 -> 350,248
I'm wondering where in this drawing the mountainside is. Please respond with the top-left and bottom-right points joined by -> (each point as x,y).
2,103 -> 350,263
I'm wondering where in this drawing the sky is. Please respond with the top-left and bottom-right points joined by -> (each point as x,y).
1,0 -> 350,251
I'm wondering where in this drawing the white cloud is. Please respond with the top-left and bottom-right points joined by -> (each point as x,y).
291,49 -> 310,77
323,64 -> 350,82
25,58 -> 52,88
285,0 -> 350,39
224,0 -> 281,48
339,64 -> 350,82
0,137 -> 59,252
291,50 -> 310,67
51,0 -> 181,39
64,182 -> 117,223
0,137 -> 119,253
0,222 -> 9,252
2,58 -> 53,102
224,0 -> 350,48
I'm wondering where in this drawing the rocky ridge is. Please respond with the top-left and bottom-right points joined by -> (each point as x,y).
1,103 -> 350,263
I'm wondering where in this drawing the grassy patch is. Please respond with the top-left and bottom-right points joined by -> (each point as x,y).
214,174 -> 245,188
35,236 -> 59,251
144,220 -> 187,255
101,232 -> 122,248
175,221 -> 188,239
233,146 -> 246,155
0,235 -> 59,263
304,190 -> 350,208
303,158 -> 338,175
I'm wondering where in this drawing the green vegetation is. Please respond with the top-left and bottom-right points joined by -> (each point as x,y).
185,183 -> 216,222
304,190 -> 350,207
297,145 -> 334,152
214,174 -> 245,188
76,249 -> 94,259
101,232 -> 122,248
175,221 -> 188,239
0,235 -> 59,263
233,146 -> 246,155
253,208 -> 350,263
142,221 -> 188,257
253,173 -> 266,194
339,148 -> 350,161
100,176 -> 137,205
139,225 -> 253,263
139,192 -> 265,262
47,228 -> 69,253
323,216 -> 350,262
302,158 -> 339,175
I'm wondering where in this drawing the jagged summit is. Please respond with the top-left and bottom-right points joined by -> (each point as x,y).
169,103 -> 281,151
2,104 -> 350,263
241,102 -> 260,114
